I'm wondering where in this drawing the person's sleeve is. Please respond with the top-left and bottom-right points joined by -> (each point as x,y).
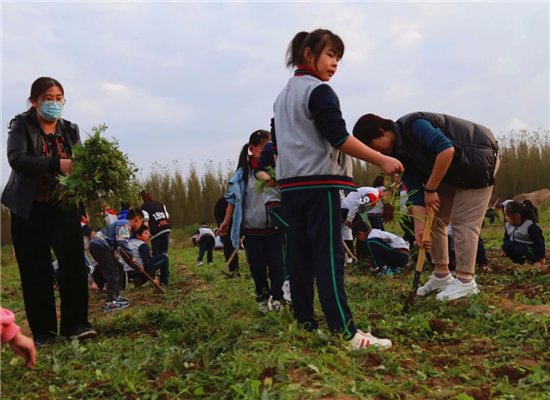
0,308 -> 21,344
224,183 -> 237,205
402,172 -> 425,206
257,142 -> 275,172
6,118 -> 60,173
410,118 -> 453,154
270,118 -> 277,155
163,205 -> 169,219
139,244 -> 154,269
224,172 -> 239,205
528,223 -> 546,259
503,226 -> 510,243
308,84 -> 350,148
346,194 -> 358,221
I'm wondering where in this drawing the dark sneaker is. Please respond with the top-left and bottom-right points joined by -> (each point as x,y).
104,299 -> 130,313
33,334 -> 57,347
67,325 -> 98,341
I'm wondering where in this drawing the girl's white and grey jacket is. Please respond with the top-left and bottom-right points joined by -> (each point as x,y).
224,167 -> 276,250
504,220 -> 537,245
272,69 -> 355,193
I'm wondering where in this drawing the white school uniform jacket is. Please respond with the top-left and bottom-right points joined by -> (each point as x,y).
341,187 -> 382,221
368,229 -> 410,251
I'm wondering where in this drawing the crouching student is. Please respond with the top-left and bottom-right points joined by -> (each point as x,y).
194,222 -> 215,266
89,208 -> 144,312
341,186 -> 384,261
352,220 -> 409,275
502,201 -> 546,268
127,224 -> 169,287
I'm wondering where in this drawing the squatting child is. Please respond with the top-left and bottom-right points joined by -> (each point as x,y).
352,220 -> 410,276
502,201 -> 545,267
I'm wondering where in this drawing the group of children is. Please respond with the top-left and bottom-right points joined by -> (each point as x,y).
85,205 -> 170,313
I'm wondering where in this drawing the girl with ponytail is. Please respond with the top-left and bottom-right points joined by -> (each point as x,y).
502,201 -> 546,268
218,130 -> 286,311
271,29 -> 402,350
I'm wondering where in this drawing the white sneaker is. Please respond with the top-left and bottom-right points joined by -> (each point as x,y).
196,261 -> 203,266
271,299 -> 282,312
416,274 -> 455,296
349,329 -> 392,350
436,278 -> 479,301
282,280 -> 292,303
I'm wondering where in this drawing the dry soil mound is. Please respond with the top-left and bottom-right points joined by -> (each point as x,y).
513,188 -> 550,207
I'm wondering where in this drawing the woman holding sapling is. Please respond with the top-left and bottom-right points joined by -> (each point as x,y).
2,77 -> 96,345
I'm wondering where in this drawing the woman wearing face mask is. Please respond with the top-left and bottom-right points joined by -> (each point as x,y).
2,77 -> 96,346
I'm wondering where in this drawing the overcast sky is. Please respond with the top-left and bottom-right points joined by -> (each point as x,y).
2,1 -> 549,185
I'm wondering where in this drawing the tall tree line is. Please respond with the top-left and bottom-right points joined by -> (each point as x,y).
1,131 -> 549,244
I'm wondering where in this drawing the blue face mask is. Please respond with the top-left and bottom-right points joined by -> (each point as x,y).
38,100 -> 64,121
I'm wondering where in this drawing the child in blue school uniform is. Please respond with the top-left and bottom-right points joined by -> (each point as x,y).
218,130 -> 285,312
126,224 -> 169,287
89,208 -> 144,312
271,29 -> 402,350
502,201 -> 546,267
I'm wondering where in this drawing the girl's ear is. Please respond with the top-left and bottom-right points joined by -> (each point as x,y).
247,145 -> 253,157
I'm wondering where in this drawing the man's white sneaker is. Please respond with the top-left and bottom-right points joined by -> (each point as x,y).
349,329 -> 392,350
436,278 -> 479,301
416,274 -> 455,296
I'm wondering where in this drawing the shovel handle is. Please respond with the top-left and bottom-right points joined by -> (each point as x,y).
414,209 -> 435,273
